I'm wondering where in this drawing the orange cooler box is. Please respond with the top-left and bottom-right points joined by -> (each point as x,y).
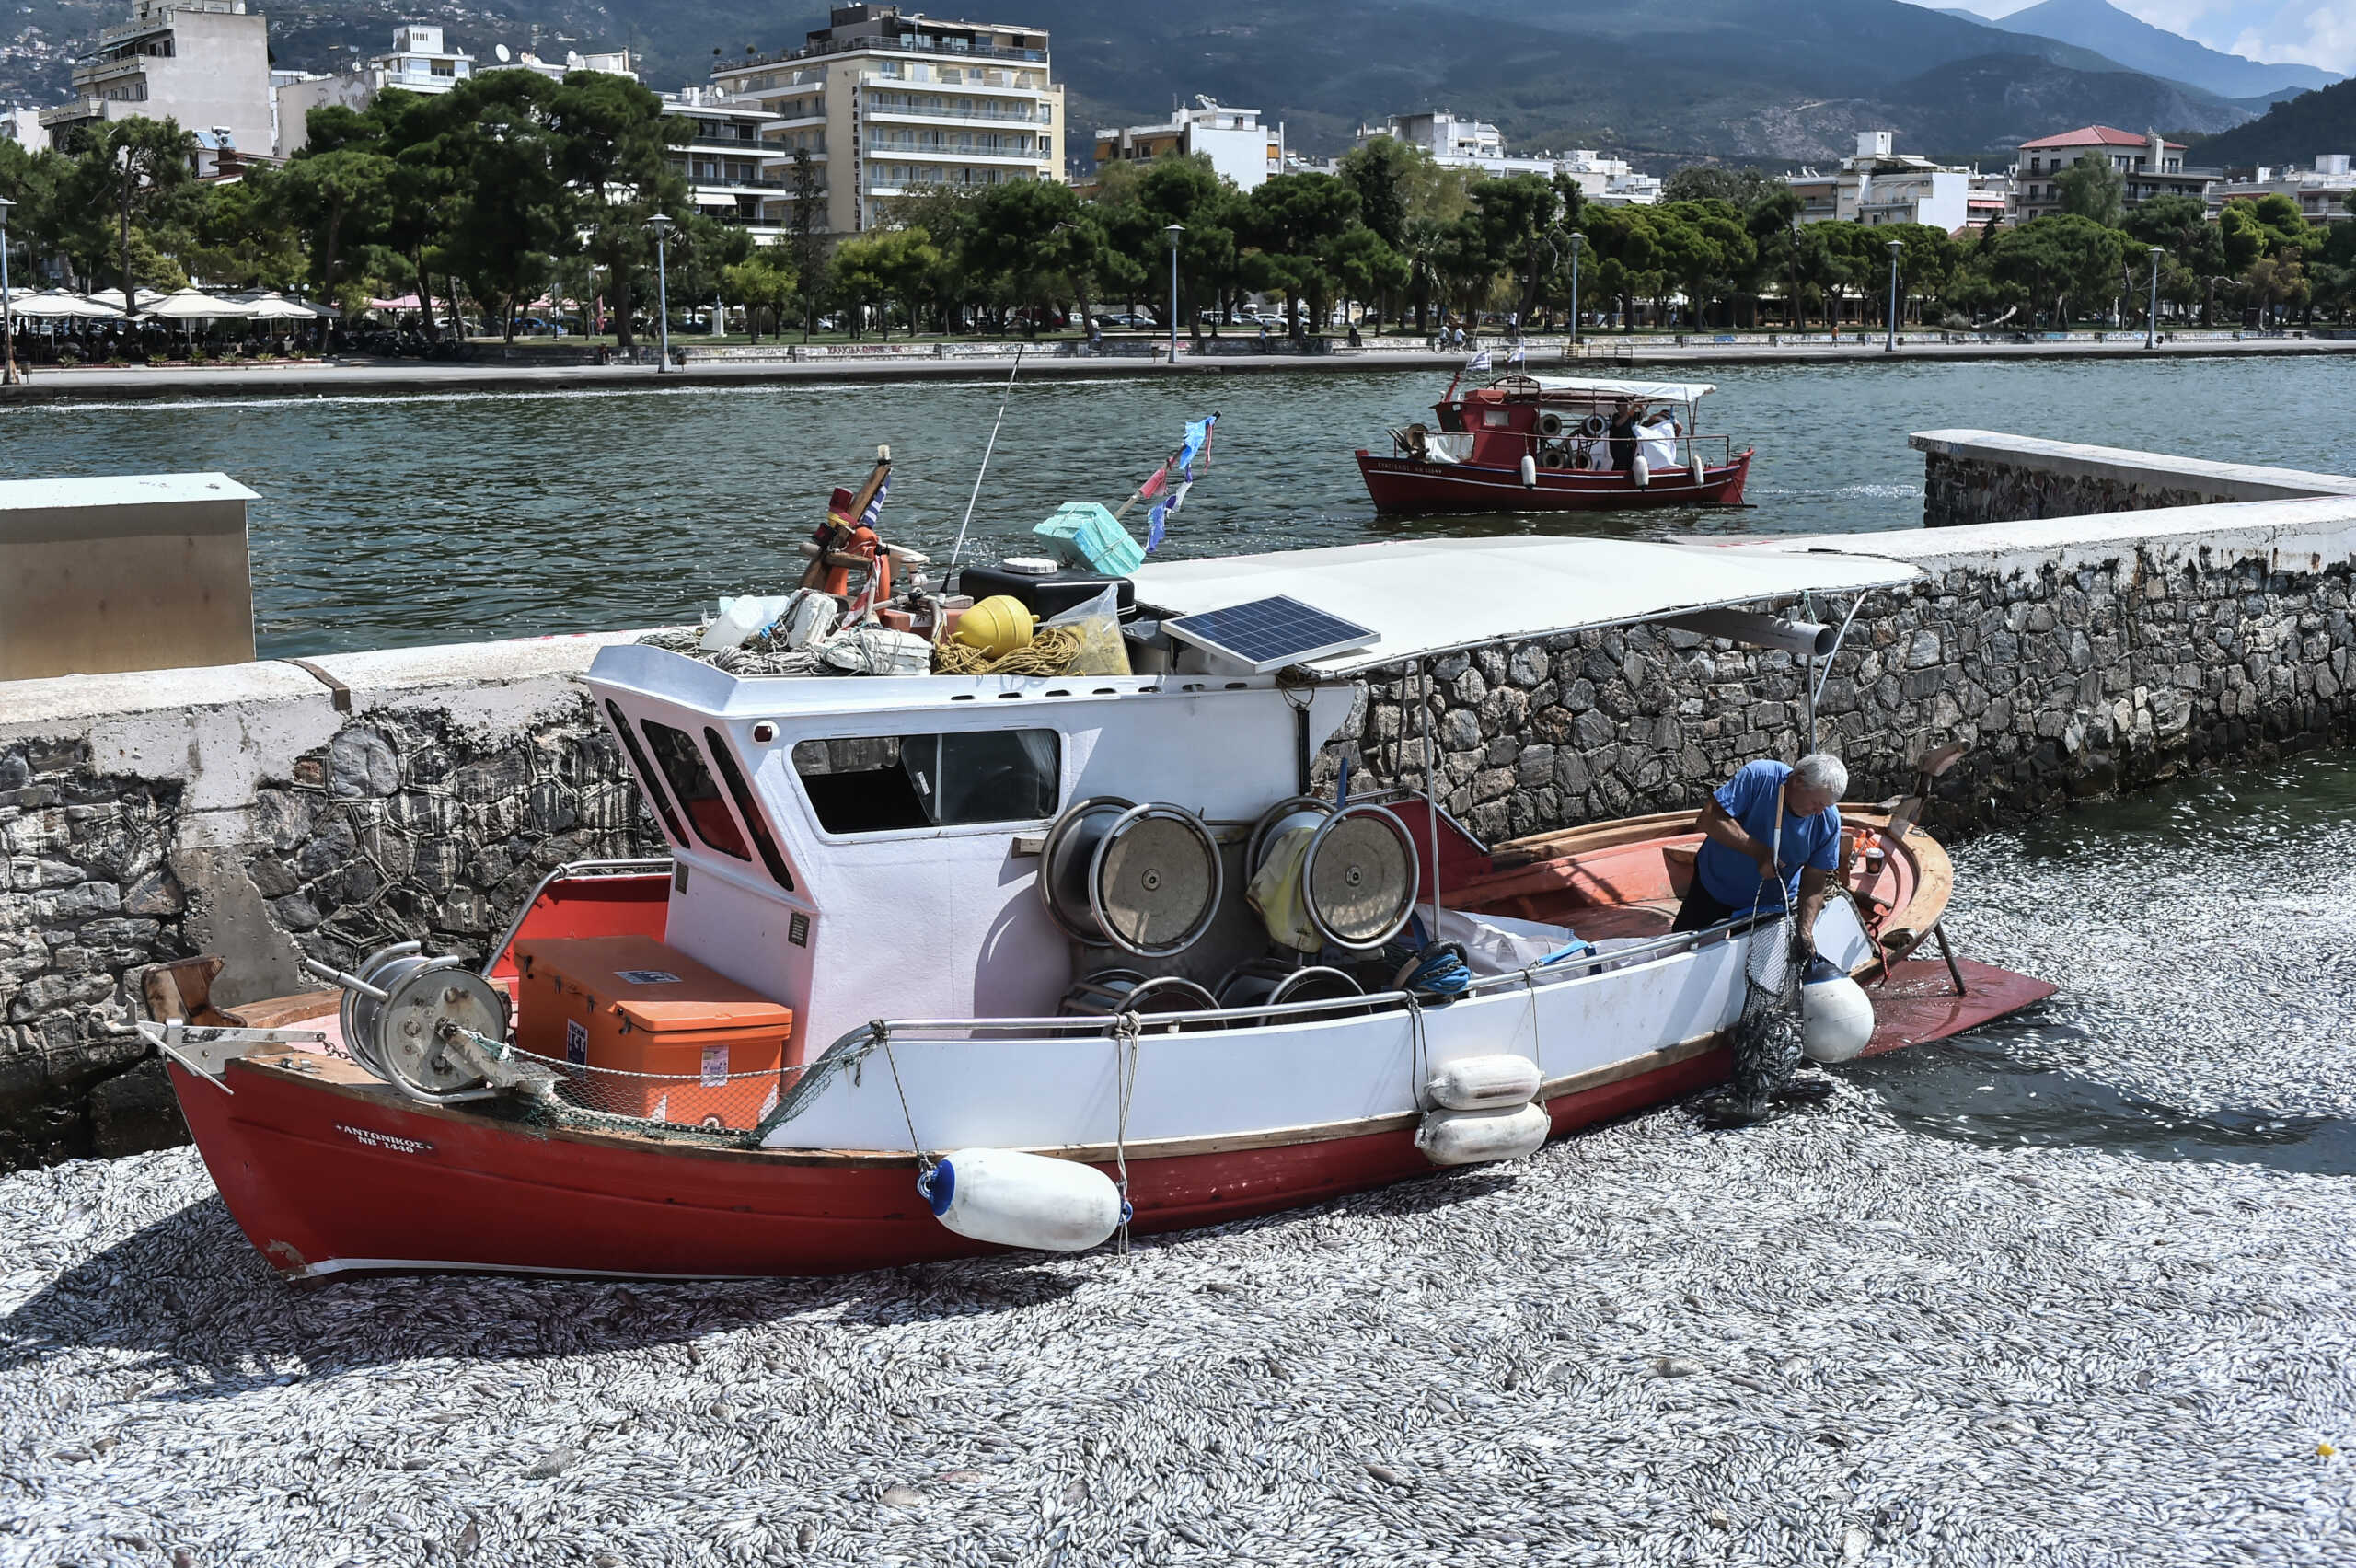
512,936 -> 795,1129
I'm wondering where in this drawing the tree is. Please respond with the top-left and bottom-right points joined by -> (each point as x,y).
2054,156 -> 2125,228
1745,186 -> 1805,327
789,148 -> 827,339
1239,171 -> 1362,334
1990,214 -> 2125,326
830,225 -> 939,339
64,116 -> 196,312
549,70 -> 690,351
0,136 -> 76,288
1336,135 -> 1421,248
1469,172 -> 1562,325
722,251 -> 797,340
277,143 -> 395,303
428,72 -> 568,342
1661,166 -> 1778,209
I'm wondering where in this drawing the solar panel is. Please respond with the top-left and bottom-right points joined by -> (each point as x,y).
1161,595 -> 1380,674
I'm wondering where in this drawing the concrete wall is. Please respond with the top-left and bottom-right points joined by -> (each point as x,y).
1914,430 -> 2356,530
9,451 -> 2356,1168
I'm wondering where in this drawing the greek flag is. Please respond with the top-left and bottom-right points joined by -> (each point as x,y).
1466,349 -> 1492,375
1507,340 -> 1527,366
859,472 -> 890,528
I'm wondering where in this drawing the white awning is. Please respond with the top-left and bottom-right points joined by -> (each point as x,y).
1131,536 -> 1921,674
1524,377 -> 1715,402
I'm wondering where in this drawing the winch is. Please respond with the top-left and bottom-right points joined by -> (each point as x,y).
302,941 -> 552,1104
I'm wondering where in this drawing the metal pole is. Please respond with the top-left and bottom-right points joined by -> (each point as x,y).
0,198 -> 16,386
655,236 -> 671,373
1419,659 -> 1441,940
2145,246 -> 2162,350
1164,222 -> 1184,363
1567,231 -> 1584,359
1885,239 -> 1900,352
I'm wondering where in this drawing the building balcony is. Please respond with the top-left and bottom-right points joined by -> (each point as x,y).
863,98 -> 1044,125
751,34 -> 1047,70
864,139 -> 1043,161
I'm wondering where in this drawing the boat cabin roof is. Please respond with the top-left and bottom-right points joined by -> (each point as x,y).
1520,376 -> 1715,403
1132,536 -> 1920,674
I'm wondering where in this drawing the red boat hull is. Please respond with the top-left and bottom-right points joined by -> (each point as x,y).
175,1041 -> 1733,1280
1357,447 -> 1753,513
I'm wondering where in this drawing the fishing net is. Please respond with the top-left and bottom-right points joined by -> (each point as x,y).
1727,912 -> 1807,1107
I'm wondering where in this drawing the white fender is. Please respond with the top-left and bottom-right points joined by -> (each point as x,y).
1519,454 -> 1538,487
918,1148 -> 1124,1251
1426,1054 -> 1542,1111
1801,971 -> 1877,1063
1415,1102 -> 1550,1167
1631,455 -> 1649,488
1689,456 -> 1707,489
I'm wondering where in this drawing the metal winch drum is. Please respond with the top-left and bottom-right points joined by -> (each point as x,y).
1058,968 -> 1221,1032
1040,795 -> 1223,957
1213,957 -> 1369,1023
1245,797 -> 1420,951
310,941 -> 514,1102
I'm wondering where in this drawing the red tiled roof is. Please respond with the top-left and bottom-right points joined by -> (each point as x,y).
2019,125 -> 2186,151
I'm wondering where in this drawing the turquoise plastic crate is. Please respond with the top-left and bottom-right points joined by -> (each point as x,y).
1032,502 -> 1144,576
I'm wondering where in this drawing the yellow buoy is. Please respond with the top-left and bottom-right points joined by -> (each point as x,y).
954,595 -> 1036,659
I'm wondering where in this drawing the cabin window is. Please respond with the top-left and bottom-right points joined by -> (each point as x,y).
606,700 -> 688,847
704,727 -> 795,891
792,729 -> 1060,835
1482,409 -> 1511,428
641,720 -> 752,860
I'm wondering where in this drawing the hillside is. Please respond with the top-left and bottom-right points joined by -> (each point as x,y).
0,0 -> 2262,166
1990,0 -> 2339,101
2191,77 -> 2356,169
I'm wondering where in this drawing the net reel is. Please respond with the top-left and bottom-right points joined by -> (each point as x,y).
304,941 -> 544,1105
1245,797 -> 1419,952
1040,795 -> 1224,958
1212,957 -> 1369,1025
1058,968 -> 1220,1033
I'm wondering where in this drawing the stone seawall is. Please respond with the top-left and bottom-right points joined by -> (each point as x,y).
1912,431 -> 2356,531
8,485 -> 2356,1169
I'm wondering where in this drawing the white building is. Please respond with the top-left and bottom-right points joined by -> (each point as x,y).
2211,154 -> 2355,224
1784,132 -> 1970,229
40,0 -> 272,157
2013,126 -> 2217,221
1,106 -> 44,148
712,4 -> 1064,236
663,86 -> 788,241
1092,98 -> 1284,191
1357,111 -> 1657,203
275,25 -> 476,155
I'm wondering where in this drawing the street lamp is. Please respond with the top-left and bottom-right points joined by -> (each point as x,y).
1885,237 -> 1902,352
649,213 -> 675,374
2145,245 -> 2164,350
1567,230 -> 1586,357
1163,223 -> 1183,363
0,195 -> 16,387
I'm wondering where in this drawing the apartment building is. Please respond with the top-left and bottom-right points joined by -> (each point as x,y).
1091,98 -> 1283,192
40,0 -> 272,156
712,4 -> 1063,236
2212,154 -> 2355,224
664,86 -> 787,240
2013,126 -> 2218,220
1784,132 -> 1971,229
275,25 -> 477,155
1356,110 -> 1659,203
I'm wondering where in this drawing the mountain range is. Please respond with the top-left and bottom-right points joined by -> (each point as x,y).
2189,75 -> 2356,169
1978,0 -> 2338,102
0,0 -> 2327,166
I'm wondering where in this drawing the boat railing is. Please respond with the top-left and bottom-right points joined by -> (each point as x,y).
1514,429 -> 1737,473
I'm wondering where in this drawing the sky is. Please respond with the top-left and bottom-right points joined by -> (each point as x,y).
1945,1 -> 2354,74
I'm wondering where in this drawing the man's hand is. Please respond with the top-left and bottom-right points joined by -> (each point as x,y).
1750,843 -> 1779,880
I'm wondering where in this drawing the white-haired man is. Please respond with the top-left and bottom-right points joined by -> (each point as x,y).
1673,751 -> 1847,942
1677,752 -> 1848,1125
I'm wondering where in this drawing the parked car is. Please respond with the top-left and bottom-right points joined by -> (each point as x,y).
1092,312 -> 1158,329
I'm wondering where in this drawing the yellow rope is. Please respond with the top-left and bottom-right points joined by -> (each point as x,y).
930,625 -> 1085,676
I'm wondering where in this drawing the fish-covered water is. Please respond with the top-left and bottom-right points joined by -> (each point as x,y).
2,354 -> 2350,657
4,751 -> 2354,1565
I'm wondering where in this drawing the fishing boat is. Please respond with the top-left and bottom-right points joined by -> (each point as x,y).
141,536 -> 2050,1281
1356,375 -> 1754,514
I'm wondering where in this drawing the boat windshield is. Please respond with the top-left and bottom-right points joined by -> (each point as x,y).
793,730 -> 1061,835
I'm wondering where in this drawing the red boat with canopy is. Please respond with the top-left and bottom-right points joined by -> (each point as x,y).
1357,375 -> 1754,513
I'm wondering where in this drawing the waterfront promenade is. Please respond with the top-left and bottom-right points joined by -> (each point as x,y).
2,330 -> 2352,402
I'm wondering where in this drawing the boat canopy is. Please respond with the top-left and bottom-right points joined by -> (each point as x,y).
1522,377 -> 1716,403
1131,536 -> 1921,675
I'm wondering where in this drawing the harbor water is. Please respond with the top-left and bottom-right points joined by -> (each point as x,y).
1,354 -> 2351,657
4,750 -> 2354,1564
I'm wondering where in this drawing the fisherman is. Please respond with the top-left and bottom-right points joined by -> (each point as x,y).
1607,399 -> 1643,472
1677,752 -> 1848,1123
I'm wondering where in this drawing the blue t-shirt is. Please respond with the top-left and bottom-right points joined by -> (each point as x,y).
1694,759 -> 1841,914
